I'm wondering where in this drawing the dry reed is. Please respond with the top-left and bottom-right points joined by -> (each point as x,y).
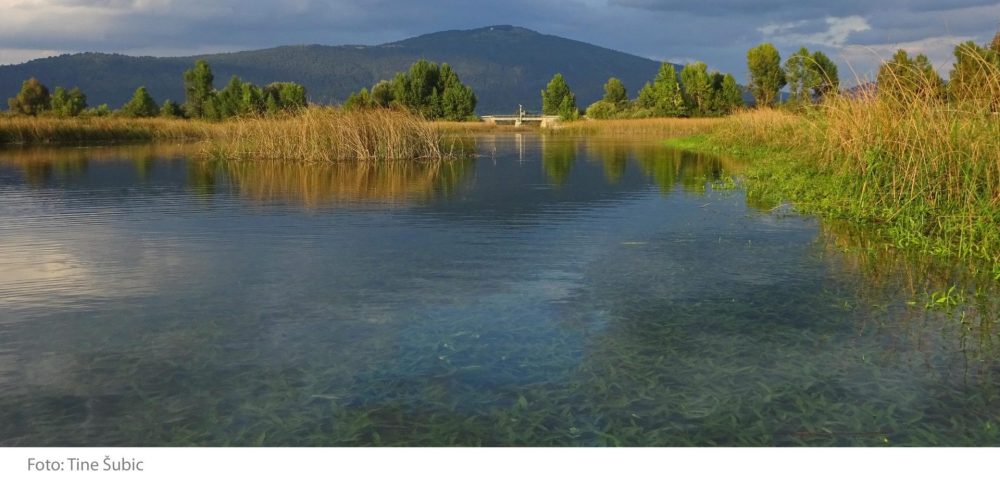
0,115 -> 219,144
204,107 -> 472,161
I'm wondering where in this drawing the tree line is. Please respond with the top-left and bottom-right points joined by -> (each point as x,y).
343,59 -> 478,121
742,31 -> 998,109
539,62 -> 745,121
5,60 -> 307,119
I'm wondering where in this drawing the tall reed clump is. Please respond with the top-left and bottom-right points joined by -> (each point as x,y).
0,115 -> 219,145
701,50 -> 1000,278
204,107 -> 472,162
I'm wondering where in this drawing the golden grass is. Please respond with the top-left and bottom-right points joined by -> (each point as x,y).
203,107 -> 472,161
432,120 -> 500,133
698,52 -> 1000,274
0,115 -> 219,144
556,117 -> 722,138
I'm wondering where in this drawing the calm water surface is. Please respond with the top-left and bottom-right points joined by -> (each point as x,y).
1,136 -> 997,446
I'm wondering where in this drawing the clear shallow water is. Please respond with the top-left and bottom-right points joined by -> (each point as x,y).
0,136 -> 997,446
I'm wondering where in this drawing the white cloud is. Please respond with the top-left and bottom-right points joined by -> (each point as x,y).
837,35 -> 970,82
758,15 -> 871,47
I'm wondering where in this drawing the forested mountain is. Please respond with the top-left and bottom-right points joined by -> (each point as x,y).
0,26 -> 676,114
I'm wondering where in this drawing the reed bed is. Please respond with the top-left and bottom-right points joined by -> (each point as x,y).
556,117 -> 721,138
0,115 -> 219,145
204,107 -> 472,162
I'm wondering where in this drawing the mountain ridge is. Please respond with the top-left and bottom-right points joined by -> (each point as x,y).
0,25 -> 678,114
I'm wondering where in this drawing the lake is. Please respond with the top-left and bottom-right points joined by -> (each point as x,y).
0,135 -> 997,446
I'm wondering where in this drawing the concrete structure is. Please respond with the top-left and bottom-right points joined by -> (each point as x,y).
482,104 -> 560,128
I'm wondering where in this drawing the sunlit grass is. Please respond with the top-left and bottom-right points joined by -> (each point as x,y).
672,53 -> 1000,281
203,107 -> 473,162
555,117 -> 721,138
0,115 -> 219,144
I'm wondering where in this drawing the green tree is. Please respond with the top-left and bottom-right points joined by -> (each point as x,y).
51,86 -> 87,117
81,104 -> 111,117
438,63 -> 476,120
877,49 -> 944,101
809,50 -> 839,99
261,82 -> 307,113
637,63 -> 686,116
541,73 -> 578,119
216,76 -> 246,117
7,77 -> 51,115
347,60 -> 474,119
121,86 -> 158,117
585,100 -> 617,119
680,62 -> 712,115
343,88 -> 373,110
183,60 -> 215,119
747,43 -> 786,107
160,99 -> 184,118
948,40 -> 999,104
371,80 -> 395,107
719,74 -> 744,114
393,59 -> 442,117
441,83 -> 477,120
602,77 -> 628,108
784,47 -> 821,106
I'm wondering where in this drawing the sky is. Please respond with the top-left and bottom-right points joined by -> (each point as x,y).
1,0 -> 998,82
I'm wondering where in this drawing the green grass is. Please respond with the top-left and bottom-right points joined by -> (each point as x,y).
668,128 -> 1000,285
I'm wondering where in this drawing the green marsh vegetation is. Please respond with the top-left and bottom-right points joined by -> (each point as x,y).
671,34 -> 1000,288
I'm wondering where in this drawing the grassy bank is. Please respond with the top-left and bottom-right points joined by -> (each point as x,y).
669,99 -> 1000,281
0,115 -> 219,144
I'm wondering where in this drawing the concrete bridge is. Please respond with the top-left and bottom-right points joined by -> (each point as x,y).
482,105 -> 560,128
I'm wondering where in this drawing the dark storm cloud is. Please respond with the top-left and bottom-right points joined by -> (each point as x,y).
1,0 -> 998,81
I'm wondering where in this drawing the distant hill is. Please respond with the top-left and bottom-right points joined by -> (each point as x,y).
0,26 -> 678,114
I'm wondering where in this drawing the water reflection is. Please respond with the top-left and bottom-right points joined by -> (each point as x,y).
540,136 -> 741,194
218,159 -> 472,208
0,135 -> 998,446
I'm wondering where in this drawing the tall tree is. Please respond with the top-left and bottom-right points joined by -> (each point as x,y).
121,86 -> 158,117
51,86 -> 87,117
653,63 -> 686,116
7,77 -> 50,116
183,60 -> 215,119
949,40 -> 999,104
361,60 -> 475,119
541,73 -> 577,119
747,43 -> 786,107
438,63 -> 476,120
719,74 -> 744,114
809,51 -> 839,99
877,49 -> 945,101
784,47 -> 820,106
602,77 -> 628,107
680,62 -> 712,115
